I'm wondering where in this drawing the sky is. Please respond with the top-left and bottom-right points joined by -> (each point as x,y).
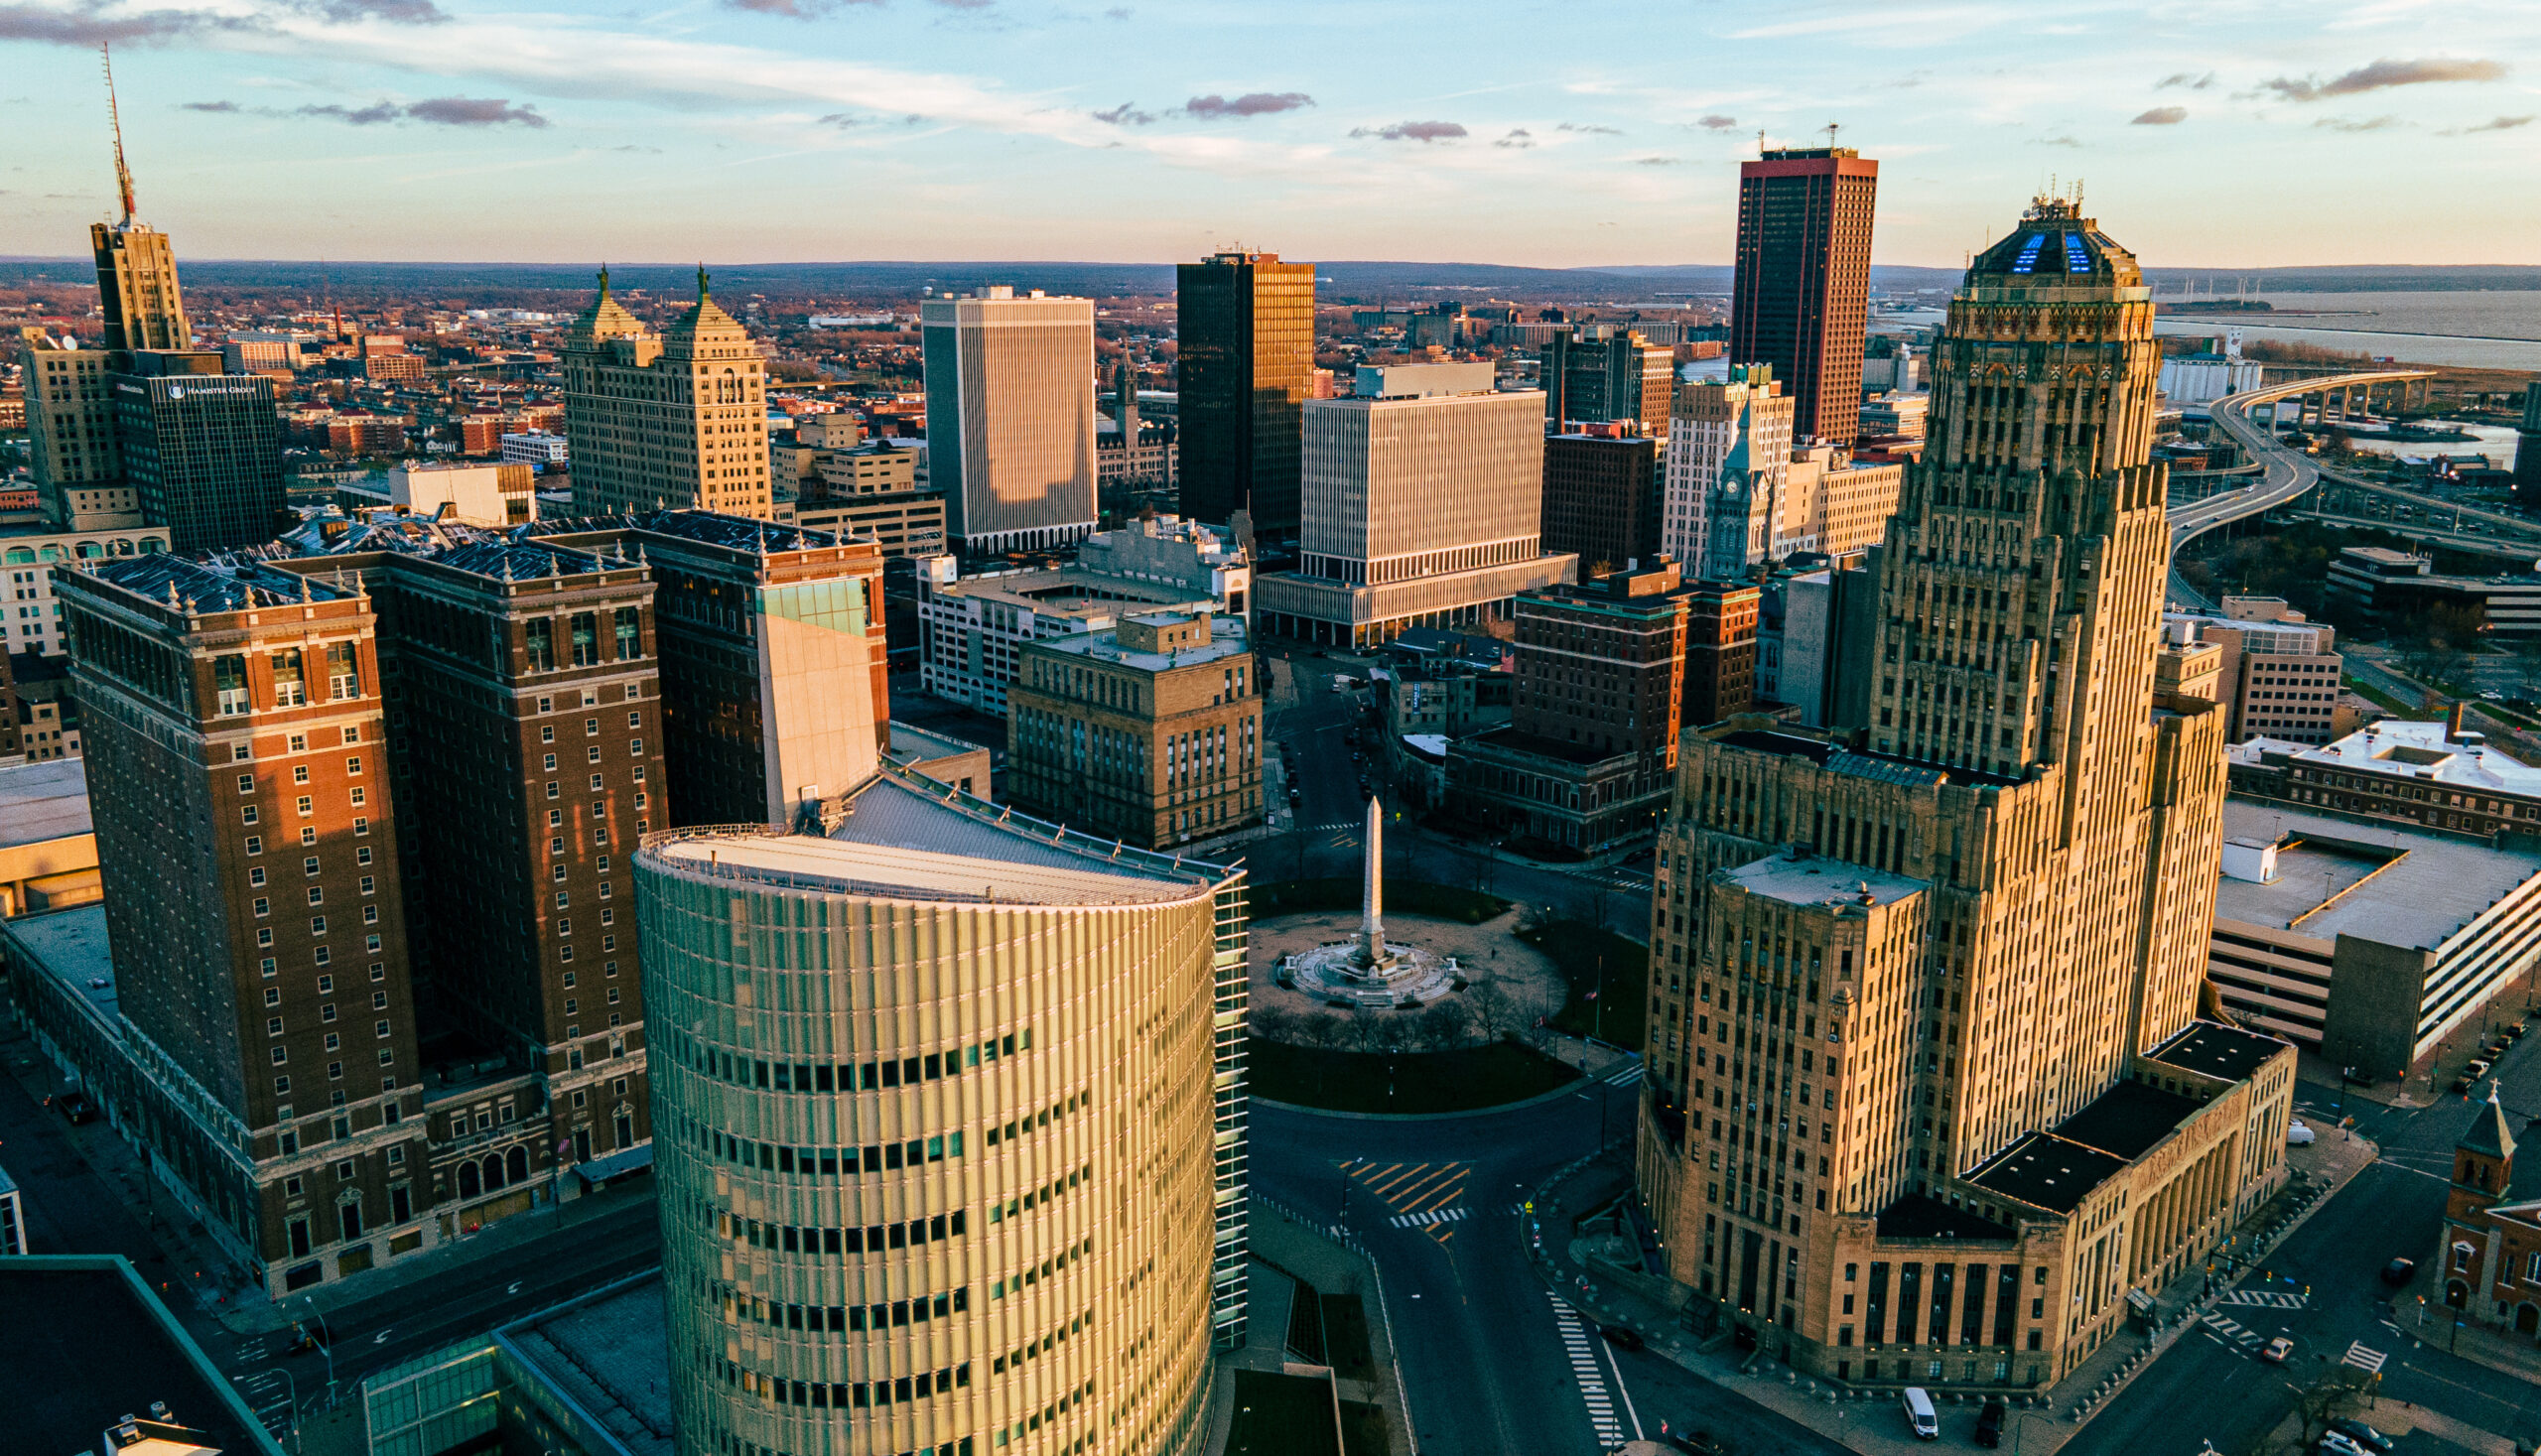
0,0 -> 2535,271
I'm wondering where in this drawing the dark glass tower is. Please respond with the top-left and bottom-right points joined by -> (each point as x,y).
111,350 -> 286,553
1729,148 -> 1878,447
1176,250 -> 1315,532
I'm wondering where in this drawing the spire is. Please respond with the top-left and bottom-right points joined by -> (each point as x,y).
102,43 -> 136,226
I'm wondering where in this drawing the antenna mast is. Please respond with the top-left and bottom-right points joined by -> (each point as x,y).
101,43 -> 136,226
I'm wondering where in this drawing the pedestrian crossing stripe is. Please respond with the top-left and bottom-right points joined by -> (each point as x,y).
1550,1296 -> 1626,1445
2217,1289 -> 2306,1309
1603,1062 -> 1644,1088
2342,1342 -> 2388,1374
2200,1312 -> 2266,1348
1389,1207 -> 1468,1228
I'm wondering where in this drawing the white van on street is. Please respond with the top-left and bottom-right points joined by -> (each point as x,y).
1901,1387 -> 1939,1439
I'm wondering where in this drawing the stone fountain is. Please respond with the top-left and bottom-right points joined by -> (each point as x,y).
1281,798 -> 1458,1009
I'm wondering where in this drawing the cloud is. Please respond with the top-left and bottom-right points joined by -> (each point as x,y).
1181,91 -> 1312,119
2443,114 -> 2533,134
2036,134 -> 2082,147
609,143 -> 662,153
2157,71 -> 2214,90
298,100 -> 403,124
296,96 -> 547,127
931,0 -> 994,8
1090,101 -> 1153,126
182,99 -> 242,112
1351,120 -> 1465,142
2313,114 -> 2401,131
1556,121 -> 1621,135
0,3 -> 241,44
1695,114 -> 1738,131
2263,57 -> 2507,102
316,0 -> 446,21
1632,154 -> 1680,166
2131,105 -> 2189,125
1102,4 -> 1129,14
1493,128 -> 1534,149
722,0 -> 877,13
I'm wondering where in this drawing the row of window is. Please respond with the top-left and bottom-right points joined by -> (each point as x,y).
704,1126 -> 964,1175
722,1357 -> 971,1412
728,1209 -> 969,1255
736,1286 -> 970,1334
687,1028 -> 1032,1096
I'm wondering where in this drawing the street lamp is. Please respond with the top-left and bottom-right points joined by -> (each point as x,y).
300,1296 -> 336,1402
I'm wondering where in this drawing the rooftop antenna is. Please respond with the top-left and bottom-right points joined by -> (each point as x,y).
101,43 -> 136,226
1824,121 -> 1840,150
1755,128 -> 1768,156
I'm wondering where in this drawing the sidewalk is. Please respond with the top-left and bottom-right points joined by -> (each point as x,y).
1523,1125 -> 2378,1455
1235,1200 -> 1417,1456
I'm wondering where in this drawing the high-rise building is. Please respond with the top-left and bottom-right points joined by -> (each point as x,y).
111,350 -> 286,553
1177,251 -> 1315,532
1638,199 -> 2292,1393
1665,366 -> 1796,579
563,269 -> 773,519
1541,429 -> 1664,574
2161,598 -> 2344,745
638,767 -> 1250,1456
89,61 -> 190,357
1540,329 -> 1675,438
1683,581 -> 1762,726
1007,609 -> 1263,849
2515,384 -> 2541,509
57,555 -> 433,1295
1256,363 -> 1577,649
1729,148 -> 1877,447
19,330 -> 139,531
920,288 -> 1099,554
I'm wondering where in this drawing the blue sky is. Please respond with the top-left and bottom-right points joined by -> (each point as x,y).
0,0 -> 2533,269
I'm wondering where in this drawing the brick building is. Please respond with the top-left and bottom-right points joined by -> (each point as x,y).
2438,1091 -> 2541,1334
1685,581 -> 1762,727
1541,429 -> 1664,575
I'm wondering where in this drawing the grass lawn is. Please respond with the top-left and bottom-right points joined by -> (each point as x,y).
1247,1036 -> 1581,1114
2344,676 -> 2418,718
1519,920 -> 1650,1049
1227,1370 -> 1342,1456
1252,877 -> 1509,924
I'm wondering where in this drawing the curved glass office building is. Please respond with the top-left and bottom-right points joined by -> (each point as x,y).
637,768 -> 1248,1456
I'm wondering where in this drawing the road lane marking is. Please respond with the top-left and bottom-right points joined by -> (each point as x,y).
1550,1295 -> 1626,1448
1388,1207 -> 1468,1228
1595,1317 -> 1648,1444
2342,1342 -> 2388,1375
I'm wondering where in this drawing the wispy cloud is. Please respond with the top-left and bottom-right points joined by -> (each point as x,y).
0,3 -> 252,45
2036,133 -> 2082,147
1632,154 -> 1680,165
1694,113 -> 1738,130
182,98 -> 242,112
2131,105 -> 2188,124
288,96 -> 547,126
2156,71 -> 2214,90
1493,127 -> 1533,149
2312,113 -> 2402,131
2263,57 -> 2506,101
1182,91 -> 1312,119
2442,114 -> 2535,134
1090,101 -> 1153,125
1351,120 -> 1465,142
721,0 -> 879,15
1556,121 -> 1621,135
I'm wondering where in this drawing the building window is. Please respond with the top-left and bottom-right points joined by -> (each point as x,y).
305,857 -> 321,877
271,649 -> 307,708
570,613 -> 600,667
615,607 -> 641,661
326,641 -> 361,701
526,617 -> 556,672
242,805 -> 260,826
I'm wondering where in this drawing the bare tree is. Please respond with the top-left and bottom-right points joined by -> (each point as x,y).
1250,1003 -> 1298,1044
1353,1013 -> 1396,1054
1466,981 -> 1517,1042
1418,999 -> 1474,1050
1301,1012 -> 1352,1050
2292,1367 -> 2375,1452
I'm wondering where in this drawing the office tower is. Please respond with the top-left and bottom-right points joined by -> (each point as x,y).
638,770 -> 1250,1456
532,512 -> 887,830
111,350 -> 286,553
2161,599 -> 2344,745
57,555 -> 431,1295
1775,445 -> 1906,561
1007,609 -> 1263,849
20,330 -> 139,530
563,269 -> 773,519
1257,363 -> 1577,649
1540,329 -> 1675,437
1541,429 -> 1663,573
1729,148 -> 1877,447
1448,561 -> 1695,849
1638,199 -> 2290,1391
919,288 -> 1100,554
1176,250 -> 1315,531
1664,365 -> 1796,579
1683,581 -> 1761,725
363,538 -> 663,1179
90,56 -> 190,355
2516,385 -> 2541,509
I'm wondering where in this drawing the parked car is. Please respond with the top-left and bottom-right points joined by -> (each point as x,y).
2468,1059 -> 2492,1078
1973,1398 -> 2008,1448
1901,1387 -> 1939,1439
1598,1323 -> 1645,1351
2328,1418 -> 2395,1453
2380,1257 -> 2416,1285
2287,1120 -> 2317,1146
2318,1432 -> 2368,1456
2262,1336 -> 2296,1363
2454,1075 -> 2476,1096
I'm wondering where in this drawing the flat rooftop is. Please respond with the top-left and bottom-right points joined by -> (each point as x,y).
5,903 -> 117,1022
936,564 -> 1214,617
1874,1192 -> 2016,1242
0,1257 -> 282,1456
1718,850 -> 1927,909
2214,800 -> 2541,951
2050,1078 -> 2200,1161
1965,1131 -> 2129,1216
0,757 -> 90,850
1036,615 -> 1253,672
2149,1020 -> 2290,1084
2252,720 -> 2541,795
499,1273 -> 674,1456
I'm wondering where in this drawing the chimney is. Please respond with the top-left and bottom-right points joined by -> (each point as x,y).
2448,701 -> 2467,741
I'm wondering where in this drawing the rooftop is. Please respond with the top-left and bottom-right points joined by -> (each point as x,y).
498,1272 -> 675,1456
6,904 -> 118,1023
1714,728 -> 2023,790
1035,613 -> 1251,672
2149,1020 -> 2291,1084
936,563 -> 1219,618
2251,720 -> 2541,796
1717,849 -> 1927,909
80,555 -> 356,611
2050,1078 -> 2201,1161
434,540 -> 620,583
0,1256 -> 284,1456
0,757 -> 90,851
1873,1192 -> 2017,1242
2212,800 -> 2541,951
1964,1131 -> 2129,1216
528,509 -> 842,554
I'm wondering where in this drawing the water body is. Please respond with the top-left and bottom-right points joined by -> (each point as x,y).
1885,292 -> 2541,371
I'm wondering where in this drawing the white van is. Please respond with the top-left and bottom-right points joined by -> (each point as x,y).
1902,1387 -> 1939,1439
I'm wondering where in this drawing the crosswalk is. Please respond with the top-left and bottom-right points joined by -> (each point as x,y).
2200,1310 -> 2270,1353
2216,1289 -> 2307,1310
1602,1061 -> 1644,1089
2343,1342 -> 2389,1375
1389,1207 -> 1468,1229
1551,1294 -> 1627,1449
1338,1156 -> 1471,1246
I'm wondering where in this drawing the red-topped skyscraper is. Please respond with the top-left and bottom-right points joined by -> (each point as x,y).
1728,146 -> 1877,447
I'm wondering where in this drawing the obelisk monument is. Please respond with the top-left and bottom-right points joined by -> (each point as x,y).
1358,797 -> 1392,968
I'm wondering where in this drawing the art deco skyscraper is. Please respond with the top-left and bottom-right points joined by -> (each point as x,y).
91,49 -> 190,355
1728,148 -> 1876,447
920,288 -> 1100,555
1637,199 -> 2294,1395
564,269 -> 773,519
1176,251 -> 1315,532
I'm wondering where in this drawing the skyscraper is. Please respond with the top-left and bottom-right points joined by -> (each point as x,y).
1637,199 -> 2292,1393
20,329 -> 139,530
564,269 -> 773,519
1176,250 -> 1315,532
1540,430 -> 1663,573
91,51 -> 190,355
1729,148 -> 1877,447
920,288 -> 1100,555
111,350 -> 287,552
638,769 -> 1249,1456
1540,329 -> 1676,438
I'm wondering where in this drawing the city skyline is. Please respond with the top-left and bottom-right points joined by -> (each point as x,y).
0,2 -> 2532,268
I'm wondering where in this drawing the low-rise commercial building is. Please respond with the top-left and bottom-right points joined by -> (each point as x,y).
0,758 -> 97,918
2328,546 -> 2541,637
2207,800 -> 2541,1078
2226,718 -> 2541,843
386,461 -> 536,527
2163,598 -> 2348,745
1007,609 -> 1263,848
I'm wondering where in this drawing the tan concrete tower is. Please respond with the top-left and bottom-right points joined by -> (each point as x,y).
564,268 -> 773,518
90,45 -> 190,354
